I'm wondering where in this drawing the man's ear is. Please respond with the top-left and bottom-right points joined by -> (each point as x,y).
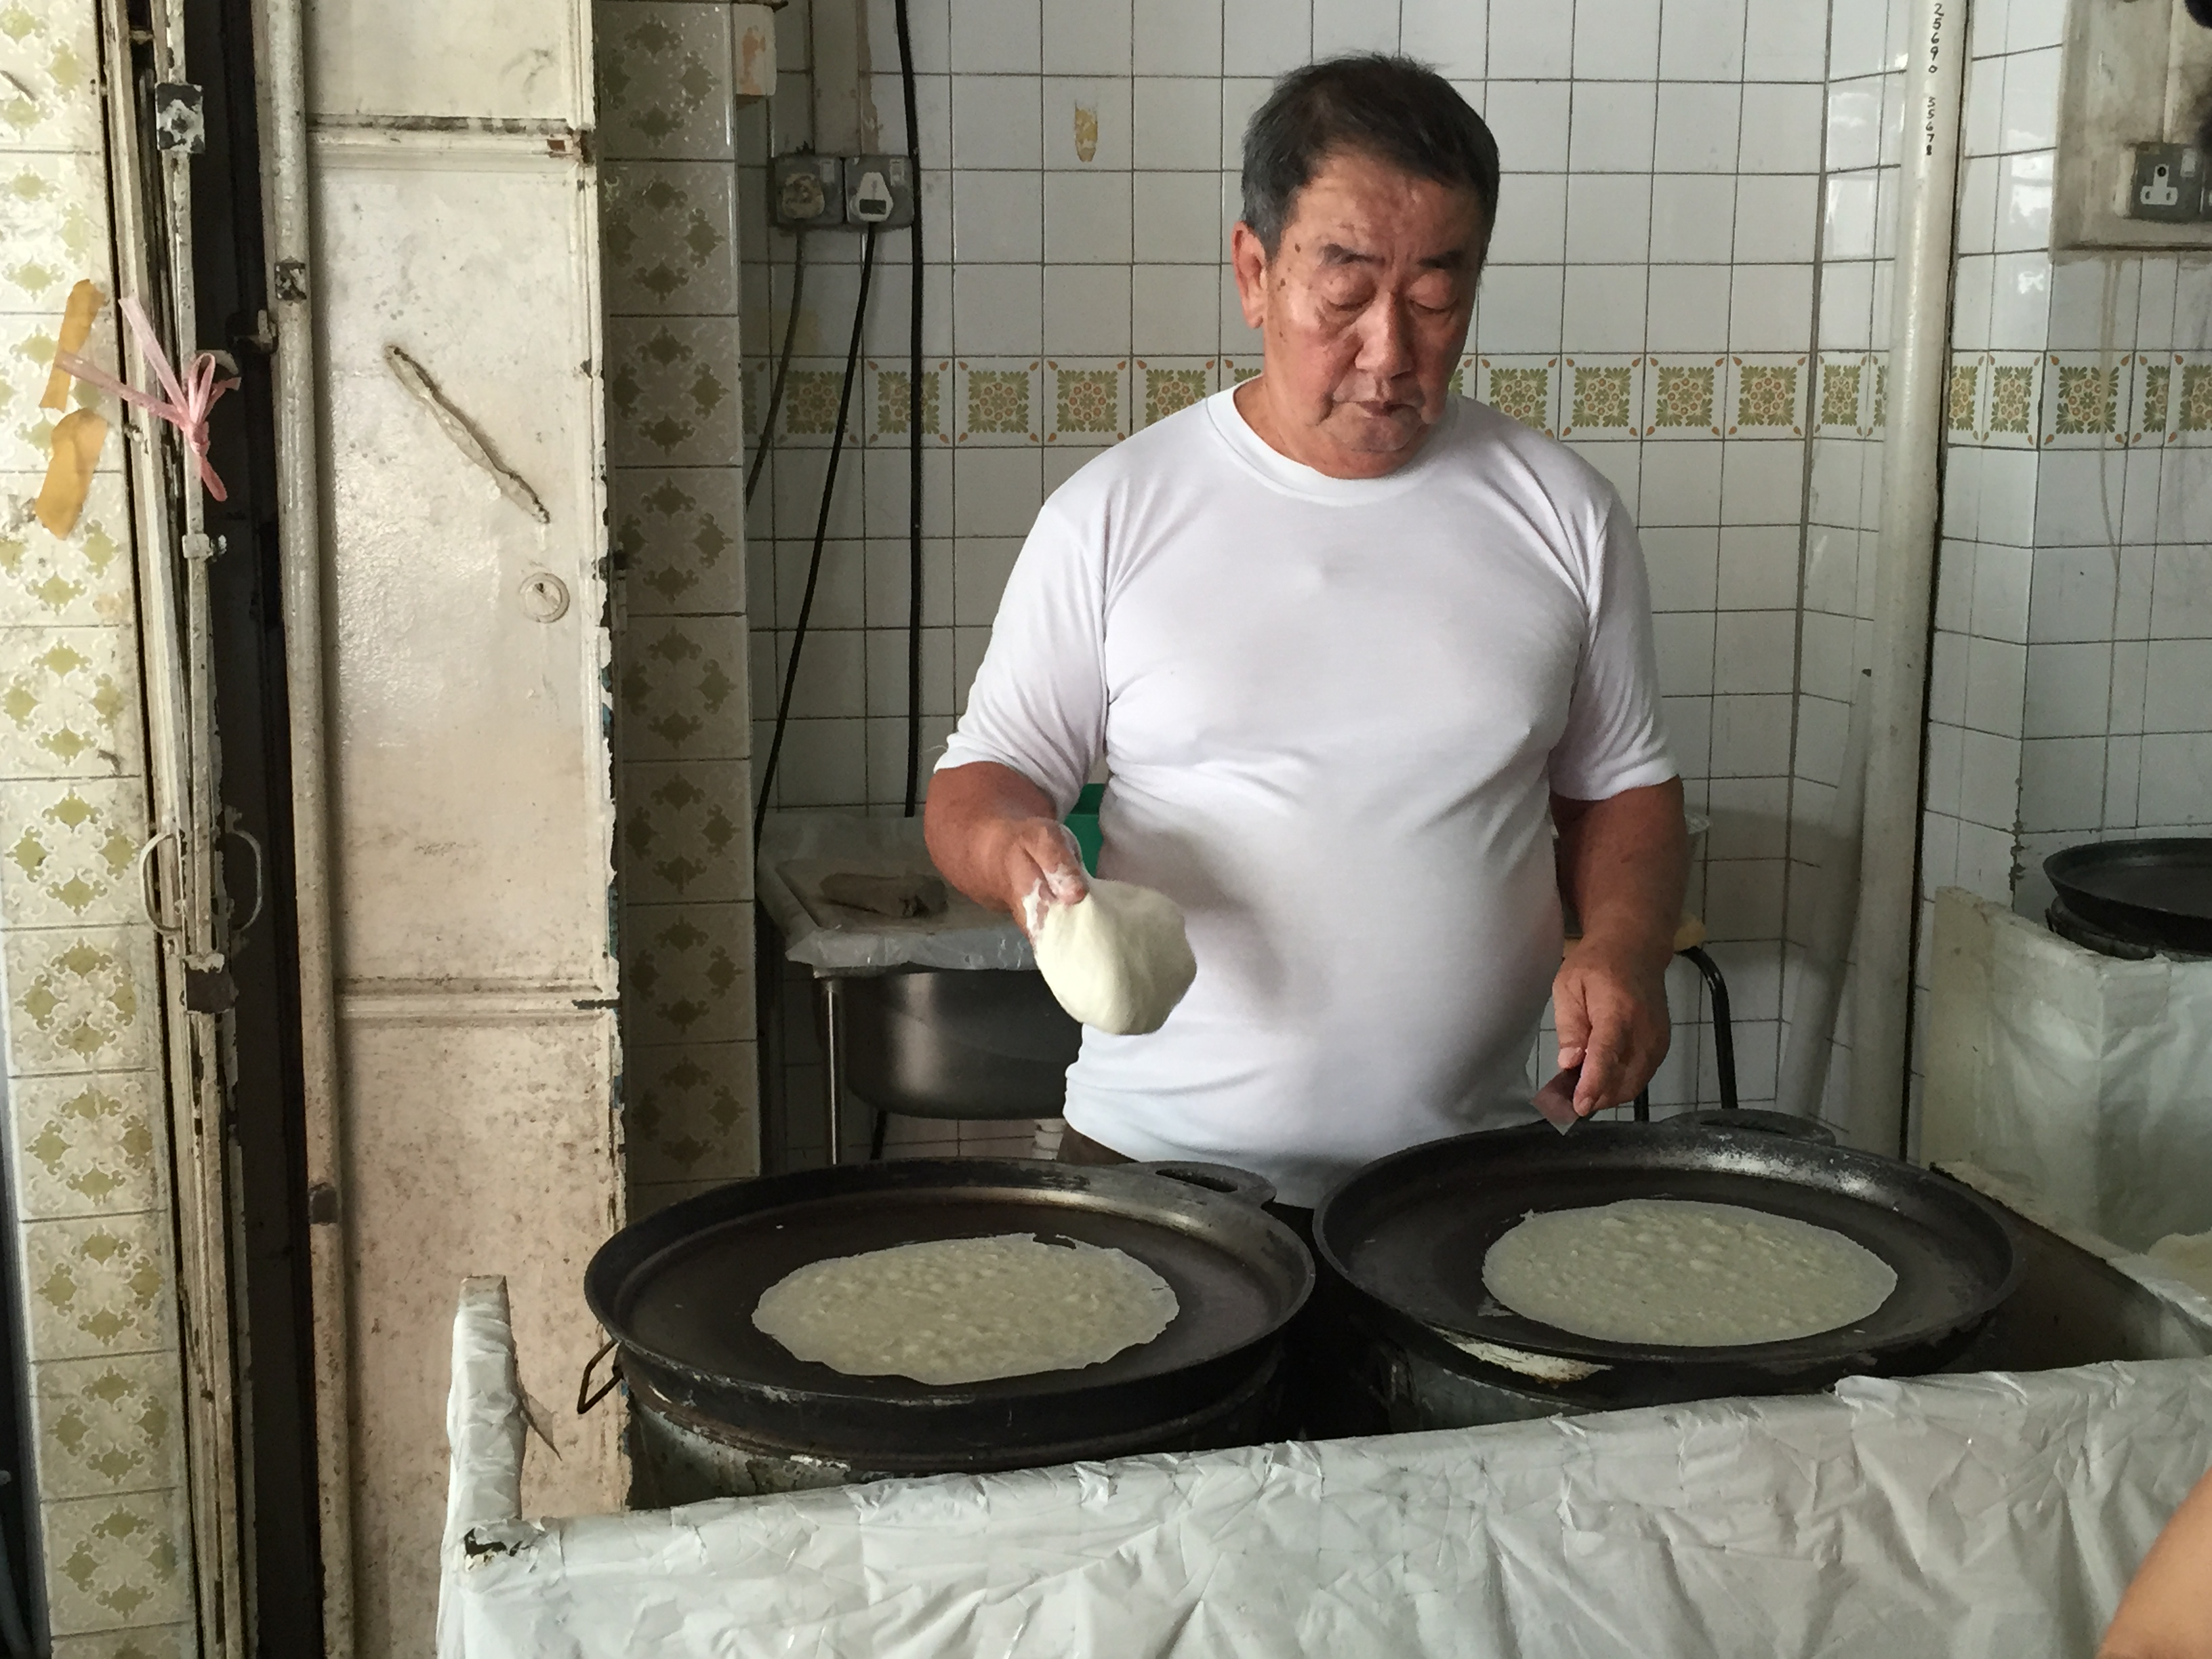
1229,222 -> 1270,333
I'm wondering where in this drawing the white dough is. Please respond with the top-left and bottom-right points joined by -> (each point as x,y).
1481,1198 -> 1898,1347
1031,878 -> 1197,1036
752,1233 -> 1179,1386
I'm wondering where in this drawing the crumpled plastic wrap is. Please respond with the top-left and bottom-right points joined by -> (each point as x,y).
436,1277 -> 527,1658
439,1267 -> 2212,1659
757,811 -> 1033,972
1925,889 -> 2212,1250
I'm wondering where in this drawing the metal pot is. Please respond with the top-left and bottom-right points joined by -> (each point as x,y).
841,968 -> 1080,1120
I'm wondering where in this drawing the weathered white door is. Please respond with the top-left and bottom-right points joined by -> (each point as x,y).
304,0 -> 623,1652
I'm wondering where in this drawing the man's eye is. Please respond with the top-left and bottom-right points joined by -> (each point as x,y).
1409,277 -> 1459,312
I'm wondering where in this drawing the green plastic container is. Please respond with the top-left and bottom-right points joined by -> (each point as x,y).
1063,782 -> 1106,874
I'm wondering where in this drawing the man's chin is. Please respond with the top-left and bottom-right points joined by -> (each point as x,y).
1328,407 -> 1428,453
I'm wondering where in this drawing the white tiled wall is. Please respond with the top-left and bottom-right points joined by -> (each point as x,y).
1784,0 -> 2212,1132
1922,0 -> 2212,924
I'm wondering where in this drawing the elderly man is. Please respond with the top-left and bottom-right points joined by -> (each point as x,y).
926,55 -> 1687,1210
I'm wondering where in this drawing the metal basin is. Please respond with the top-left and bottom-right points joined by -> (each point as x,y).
842,968 -> 1080,1120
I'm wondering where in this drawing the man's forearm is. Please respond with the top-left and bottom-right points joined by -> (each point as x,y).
924,760 -> 1070,918
1554,778 -> 1689,966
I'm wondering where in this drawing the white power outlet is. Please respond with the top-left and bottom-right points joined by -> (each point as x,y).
2056,0 -> 2212,249
843,155 -> 916,230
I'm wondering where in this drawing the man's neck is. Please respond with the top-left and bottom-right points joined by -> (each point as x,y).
1230,374 -> 1433,481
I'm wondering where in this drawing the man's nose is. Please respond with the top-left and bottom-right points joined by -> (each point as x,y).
1355,295 -> 1416,379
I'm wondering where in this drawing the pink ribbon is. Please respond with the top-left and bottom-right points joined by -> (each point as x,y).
54,295 -> 237,502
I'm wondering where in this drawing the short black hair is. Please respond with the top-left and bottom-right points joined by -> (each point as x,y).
1240,55 -> 1501,259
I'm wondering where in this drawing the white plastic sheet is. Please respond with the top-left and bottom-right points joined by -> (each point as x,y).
1924,888 -> 2212,1250
440,1275 -> 2212,1659
756,811 -> 1033,972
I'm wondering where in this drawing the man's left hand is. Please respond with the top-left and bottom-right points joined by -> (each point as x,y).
1553,933 -> 1672,1117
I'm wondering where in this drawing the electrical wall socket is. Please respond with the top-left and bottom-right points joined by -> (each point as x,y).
769,152 -> 916,231
771,153 -> 844,229
2130,142 -> 2210,221
2056,0 -> 2212,250
844,155 -> 916,229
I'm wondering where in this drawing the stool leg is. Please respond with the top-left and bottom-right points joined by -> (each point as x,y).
1633,1090 -> 1650,1122
1681,946 -> 1738,1113
821,976 -> 846,1167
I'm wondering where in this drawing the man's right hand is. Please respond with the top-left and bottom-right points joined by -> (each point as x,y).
925,761 -> 1089,932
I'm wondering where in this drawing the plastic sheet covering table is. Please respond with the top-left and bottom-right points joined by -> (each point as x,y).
1925,888 -> 2212,1250
438,1279 -> 2212,1659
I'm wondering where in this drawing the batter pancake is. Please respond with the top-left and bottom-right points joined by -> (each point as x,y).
1481,1197 -> 1898,1347
752,1233 -> 1179,1385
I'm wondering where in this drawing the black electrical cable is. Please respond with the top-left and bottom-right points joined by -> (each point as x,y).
895,0 -> 926,815
744,226 -> 808,506
754,226 -> 877,838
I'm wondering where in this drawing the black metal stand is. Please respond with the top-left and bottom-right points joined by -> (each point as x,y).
1633,944 -> 1737,1121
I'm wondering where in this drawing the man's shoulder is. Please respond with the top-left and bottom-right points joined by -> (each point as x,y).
1450,396 -> 1622,517
1058,396 -> 1222,487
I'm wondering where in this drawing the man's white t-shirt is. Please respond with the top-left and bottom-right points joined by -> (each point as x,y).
939,388 -> 1675,1205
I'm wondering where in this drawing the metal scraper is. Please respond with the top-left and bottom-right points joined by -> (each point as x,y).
1532,1065 -> 1584,1135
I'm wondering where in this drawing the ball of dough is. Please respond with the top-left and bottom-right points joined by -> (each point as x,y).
1033,878 -> 1196,1035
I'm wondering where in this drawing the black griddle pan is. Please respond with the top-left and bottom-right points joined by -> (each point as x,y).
585,1158 -> 1313,1456
1315,1122 -> 2020,1377
2047,837 -> 2212,954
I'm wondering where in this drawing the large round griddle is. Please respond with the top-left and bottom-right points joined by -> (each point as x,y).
1316,1123 -> 2019,1376
2047,837 -> 2212,954
586,1158 -> 1312,1458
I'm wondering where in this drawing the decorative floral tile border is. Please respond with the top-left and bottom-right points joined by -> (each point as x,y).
617,613 -> 751,762
955,360 -> 1042,445
600,161 -> 740,319
1476,355 -> 1559,436
861,357 -> 950,447
623,1041 -> 759,1185
9,1071 -> 163,1220
2041,351 -> 2127,448
1801,350 -> 2212,447
1813,353 -> 1881,437
1045,359 -> 1126,444
611,466 -> 745,617
605,316 -> 744,468
40,1486 -> 193,1636
1727,356 -> 1809,438
0,472 -> 135,628
1133,359 -> 1216,429
594,1 -> 737,164
1641,356 -> 1725,439
1,310 -> 123,476
29,1351 -> 186,1501
0,151 -> 110,315
621,901 -> 754,1046
618,758 -> 752,904
1,924 -> 159,1077
19,1209 -> 177,1366
0,0 -> 104,154
49,1627 -> 192,1659
0,775 -> 146,929
4,0 -> 195,1639
1561,358 -> 1639,439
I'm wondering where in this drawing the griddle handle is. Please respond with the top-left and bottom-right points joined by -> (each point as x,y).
577,1337 -> 623,1416
1132,1160 -> 1277,1209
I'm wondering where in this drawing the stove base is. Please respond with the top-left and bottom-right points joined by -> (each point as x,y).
628,1349 -> 1284,1504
